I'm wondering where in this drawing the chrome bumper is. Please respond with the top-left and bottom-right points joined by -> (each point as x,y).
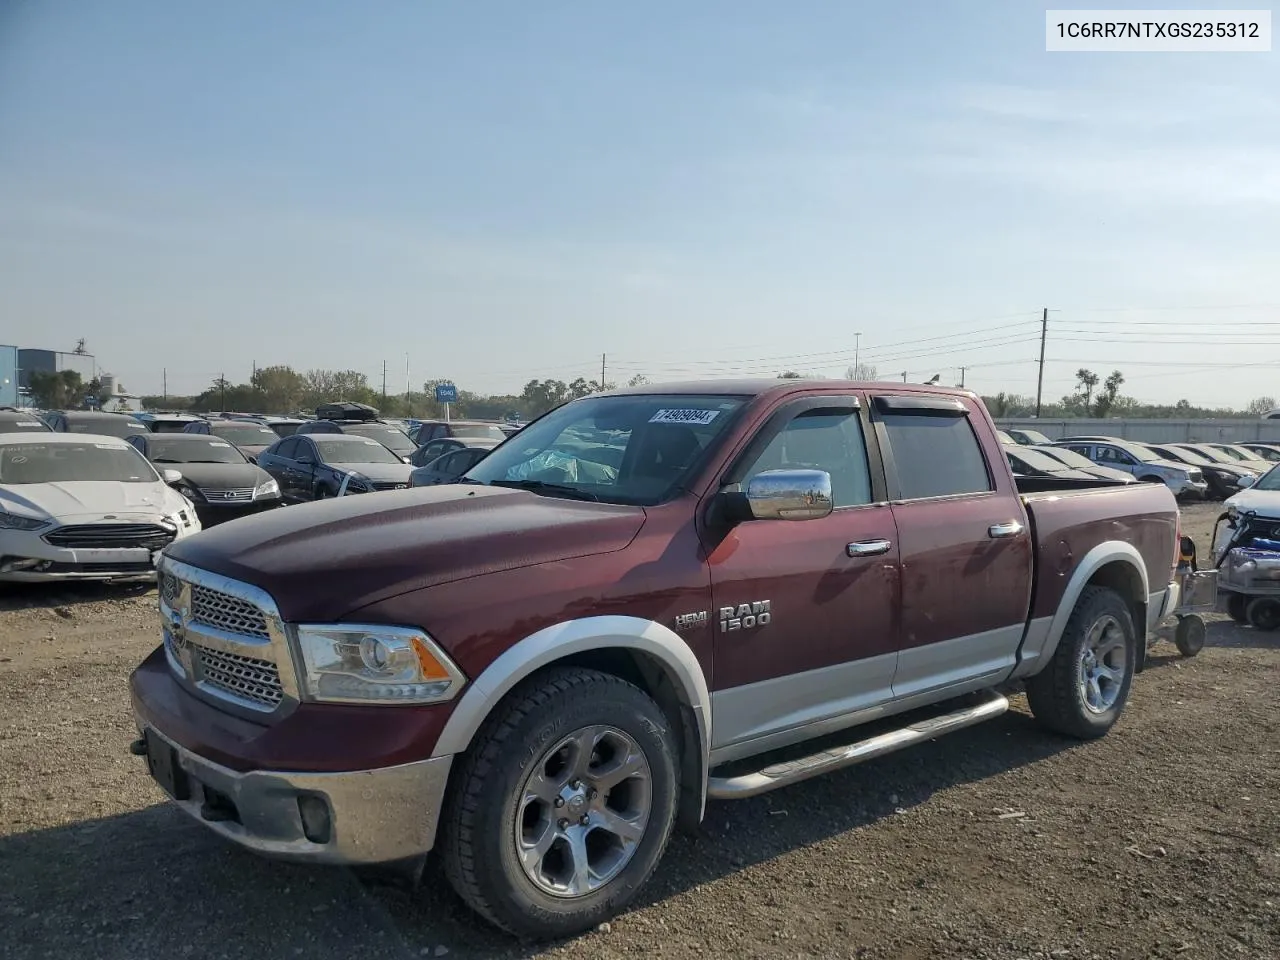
137,725 -> 453,865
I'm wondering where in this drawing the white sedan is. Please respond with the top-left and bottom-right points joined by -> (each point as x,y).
0,432 -> 201,582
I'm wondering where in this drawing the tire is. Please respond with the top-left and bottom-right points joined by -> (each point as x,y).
1174,616 -> 1206,657
1246,597 -> 1280,632
439,667 -> 680,940
1026,585 -> 1136,739
1226,592 -> 1249,624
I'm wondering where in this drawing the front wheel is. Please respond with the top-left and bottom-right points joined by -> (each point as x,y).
439,667 -> 679,939
1026,585 -> 1136,739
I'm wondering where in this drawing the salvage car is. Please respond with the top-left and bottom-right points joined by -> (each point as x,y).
409,420 -> 509,446
126,433 -> 283,526
1027,445 -> 1135,483
1051,439 -> 1207,499
1143,443 -> 1257,500
1004,427 -> 1053,446
136,412 -> 206,433
408,436 -> 502,469
1004,446 -> 1099,481
409,444 -> 493,486
0,409 -> 52,433
255,433 -> 414,501
297,409 -> 418,462
43,410 -> 149,438
182,419 -> 281,461
0,433 -> 200,581
1240,442 -> 1280,462
130,379 -> 1184,939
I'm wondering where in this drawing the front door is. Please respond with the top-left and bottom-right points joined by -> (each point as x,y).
872,395 -> 1033,699
705,397 -> 901,759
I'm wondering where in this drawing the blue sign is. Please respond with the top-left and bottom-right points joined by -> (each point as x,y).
434,383 -> 458,404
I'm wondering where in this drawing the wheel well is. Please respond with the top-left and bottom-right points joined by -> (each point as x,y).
1086,560 -> 1148,669
534,648 -> 705,831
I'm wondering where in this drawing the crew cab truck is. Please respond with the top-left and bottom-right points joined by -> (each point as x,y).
129,380 -> 1182,939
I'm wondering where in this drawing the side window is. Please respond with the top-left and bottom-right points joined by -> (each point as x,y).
438,452 -> 464,474
295,439 -> 316,462
739,407 -> 873,508
1065,444 -> 1093,458
881,413 -> 993,499
275,438 -> 300,460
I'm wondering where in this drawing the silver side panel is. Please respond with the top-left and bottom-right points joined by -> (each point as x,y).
709,650 -> 897,758
891,624 -> 1024,699
1006,617 -> 1053,680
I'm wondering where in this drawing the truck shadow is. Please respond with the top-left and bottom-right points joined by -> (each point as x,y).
0,710 -> 1075,960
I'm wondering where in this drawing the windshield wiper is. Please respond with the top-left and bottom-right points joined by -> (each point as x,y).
150,457 -> 182,463
489,479 -> 599,502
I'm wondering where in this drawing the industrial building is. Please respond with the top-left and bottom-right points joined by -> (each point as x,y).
0,345 -> 98,408
0,345 -> 17,407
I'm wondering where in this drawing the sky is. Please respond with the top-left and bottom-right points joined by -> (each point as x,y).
2,1 -> 1279,408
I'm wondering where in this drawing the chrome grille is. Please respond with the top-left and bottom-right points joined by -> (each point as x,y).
190,584 -> 270,639
371,480 -> 408,491
194,645 -> 283,708
159,571 -> 182,604
201,487 -> 255,503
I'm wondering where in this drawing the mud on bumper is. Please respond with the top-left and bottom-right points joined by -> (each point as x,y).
134,724 -> 453,865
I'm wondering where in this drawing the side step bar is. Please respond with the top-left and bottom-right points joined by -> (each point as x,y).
707,691 -> 1010,800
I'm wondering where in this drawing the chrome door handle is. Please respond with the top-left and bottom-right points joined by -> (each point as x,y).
988,521 -> 1024,539
847,539 -> 892,557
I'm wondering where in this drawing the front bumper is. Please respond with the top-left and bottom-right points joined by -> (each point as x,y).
190,498 -> 282,526
1170,479 -> 1209,499
135,722 -> 453,865
0,522 -> 195,581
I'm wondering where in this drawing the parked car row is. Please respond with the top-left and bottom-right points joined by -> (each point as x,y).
997,429 -> 1279,500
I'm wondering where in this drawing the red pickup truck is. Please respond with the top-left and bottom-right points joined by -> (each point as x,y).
130,380 -> 1182,938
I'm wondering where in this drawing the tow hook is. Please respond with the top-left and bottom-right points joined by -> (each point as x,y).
128,738 -> 148,756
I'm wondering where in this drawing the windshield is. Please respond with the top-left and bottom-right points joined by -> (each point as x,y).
269,421 -> 301,437
1253,466 -> 1280,491
1222,444 -> 1263,461
1016,430 -> 1051,445
465,394 -> 746,505
66,417 -> 147,438
1039,447 -> 1094,470
1009,448 -> 1072,473
0,416 -> 49,431
1117,443 -> 1160,463
452,424 -> 508,441
148,420 -> 194,433
211,423 -> 278,445
0,441 -> 158,484
1189,445 -> 1237,464
315,438 -> 404,465
342,423 -> 415,454
1164,446 -> 1213,466
148,437 -> 247,464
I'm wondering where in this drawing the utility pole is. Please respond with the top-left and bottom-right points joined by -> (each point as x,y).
163,368 -> 167,405
901,371 -> 908,382
220,372 -> 226,412
382,360 -> 387,407
959,366 -> 966,388
404,353 -> 411,418
1034,307 -> 1048,418
601,353 -> 607,391
854,333 -> 861,378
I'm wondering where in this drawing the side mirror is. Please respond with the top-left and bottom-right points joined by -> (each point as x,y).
742,469 -> 834,521
1238,474 -> 1256,488
161,468 -> 183,485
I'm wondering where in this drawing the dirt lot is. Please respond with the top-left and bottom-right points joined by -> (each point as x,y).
2,502 -> 1278,959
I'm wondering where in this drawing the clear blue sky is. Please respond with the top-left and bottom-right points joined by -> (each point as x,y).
2,1 -> 1278,406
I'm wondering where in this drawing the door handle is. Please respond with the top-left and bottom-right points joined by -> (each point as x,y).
988,521 -> 1025,539
847,539 -> 892,557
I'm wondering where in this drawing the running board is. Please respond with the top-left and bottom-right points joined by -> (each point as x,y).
706,691 -> 1010,799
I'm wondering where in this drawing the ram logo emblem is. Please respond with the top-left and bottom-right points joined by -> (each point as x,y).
719,601 -> 771,632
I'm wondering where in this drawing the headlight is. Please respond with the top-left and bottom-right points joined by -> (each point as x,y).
254,478 -> 280,499
294,624 -> 465,704
177,483 -> 204,501
0,512 -> 50,531
340,472 -> 371,494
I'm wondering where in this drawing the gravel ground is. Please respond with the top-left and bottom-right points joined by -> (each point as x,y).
2,502 -> 1279,959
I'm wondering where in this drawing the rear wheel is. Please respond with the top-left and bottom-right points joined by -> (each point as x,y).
1027,586 -> 1136,739
1247,597 -> 1280,632
440,667 -> 679,939
1174,616 -> 1206,657
1226,592 -> 1249,624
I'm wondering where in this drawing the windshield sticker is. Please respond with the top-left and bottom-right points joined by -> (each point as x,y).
649,409 -> 720,426
12,422 -> 42,427
208,441 -> 232,448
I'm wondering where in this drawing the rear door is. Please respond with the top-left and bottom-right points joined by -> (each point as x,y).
705,394 -> 902,758
872,394 -> 1032,699
267,437 -> 304,500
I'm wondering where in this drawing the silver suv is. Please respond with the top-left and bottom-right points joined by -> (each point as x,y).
1052,439 -> 1208,499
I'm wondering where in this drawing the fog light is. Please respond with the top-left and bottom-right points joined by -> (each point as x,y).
297,795 -> 332,844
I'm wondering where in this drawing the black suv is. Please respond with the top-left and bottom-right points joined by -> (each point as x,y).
296,403 -> 417,461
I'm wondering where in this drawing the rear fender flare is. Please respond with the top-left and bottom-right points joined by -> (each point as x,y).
1016,541 -> 1150,678
432,615 -> 711,809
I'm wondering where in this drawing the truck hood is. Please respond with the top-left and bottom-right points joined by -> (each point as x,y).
163,484 -> 646,621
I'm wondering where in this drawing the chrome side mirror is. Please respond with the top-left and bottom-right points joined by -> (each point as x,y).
744,469 -> 833,521
161,468 -> 183,485
1238,474 -> 1257,488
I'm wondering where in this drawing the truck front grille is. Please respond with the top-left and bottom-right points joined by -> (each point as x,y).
193,645 -> 283,707
191,584 -> 270,639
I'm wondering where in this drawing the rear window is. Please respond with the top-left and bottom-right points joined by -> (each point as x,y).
882,413 -> 993,499
65,417 -> 147,438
